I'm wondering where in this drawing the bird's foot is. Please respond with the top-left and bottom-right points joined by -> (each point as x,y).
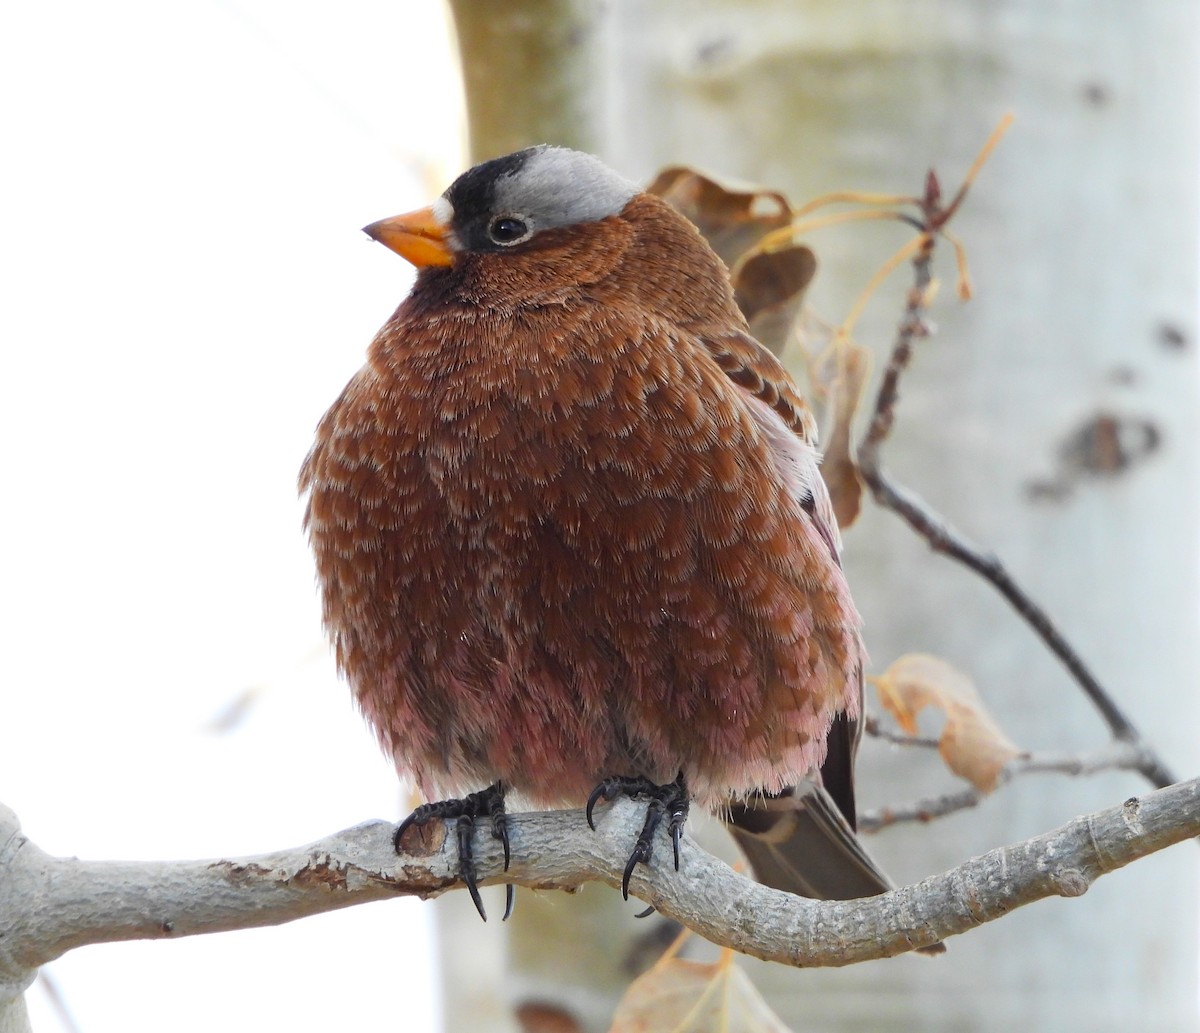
394,781 -> 513,922
586,773 -> 690,899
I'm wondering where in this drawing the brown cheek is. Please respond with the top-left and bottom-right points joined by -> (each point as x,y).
462,218 -> 636,305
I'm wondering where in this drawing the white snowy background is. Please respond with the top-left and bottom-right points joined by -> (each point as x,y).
0,2 -> 463,1030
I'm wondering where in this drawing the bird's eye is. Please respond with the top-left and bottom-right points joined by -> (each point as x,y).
488,216 -> 530,245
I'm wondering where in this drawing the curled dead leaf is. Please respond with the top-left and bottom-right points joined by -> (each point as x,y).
646,166 -> 792,268
516,1001 -> 585,1033
610,952 -> 794,1033
871,654 -> 1022,793
786,308 -> 838,402
733,248 -> 816,324
817,337 -> 872,530
647,166 -> 817,356
733,246 -> 817,356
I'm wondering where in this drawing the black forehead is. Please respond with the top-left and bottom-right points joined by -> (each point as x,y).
444,147 -> 542,225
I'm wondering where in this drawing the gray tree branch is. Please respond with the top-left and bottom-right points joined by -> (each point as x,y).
3,775 -> 1197,1021
853,189 -> 1179,792
858,738 -> 1151,831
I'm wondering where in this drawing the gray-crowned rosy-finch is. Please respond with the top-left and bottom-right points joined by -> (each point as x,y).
301,146 -> 900,922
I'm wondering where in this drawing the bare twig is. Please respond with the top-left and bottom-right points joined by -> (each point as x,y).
1,778 -> 1197,999
34,972 -> 82,1033
862,715 -> 940,750
859,741 -> 1149,831
860,784 -> 985,830
854,156 -> 1179,791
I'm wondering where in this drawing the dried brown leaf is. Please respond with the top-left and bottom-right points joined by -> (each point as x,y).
818,337 -> 872,530
647,167 -> 819,356
646,166 -> 792,270
516,1001 -> 586,1033
733,246 -> 817,355
609,954 -> 794,1033
787,308 -> 837,401
871,654 -> 1021,793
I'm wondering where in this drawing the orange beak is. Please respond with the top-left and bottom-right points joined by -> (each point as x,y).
362,205 -> 454,268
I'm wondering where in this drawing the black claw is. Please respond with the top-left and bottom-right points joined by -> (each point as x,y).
622,848 -> 644,900
588,773 -> 690,900
669,808 -> 686,871
458,814 -> 487,921
502,883 -> 515,922
394,781 -> 511,921
393,800 -> 441,852
393,816 -> 415,852
587,775 -> 661,830
587,778 -> 628,830
492,810 -> 511,872
634,904 -> 657,919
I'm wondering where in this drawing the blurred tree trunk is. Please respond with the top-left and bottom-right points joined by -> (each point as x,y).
442,2 -> 1198,1032
450,0 -> 606,158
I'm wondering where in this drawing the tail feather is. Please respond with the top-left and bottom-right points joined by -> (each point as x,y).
725,782 -> 891,900
725,782 -> 945,954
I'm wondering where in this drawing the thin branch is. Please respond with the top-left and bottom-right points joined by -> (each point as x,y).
34,972 -> 82,1033
862,715 -> 941,750
861,467 -> 1176,786
861,784 -> 985,830
859,741 -> 1149,832
853,162 -> 1179,791
1,779 -> 1197,992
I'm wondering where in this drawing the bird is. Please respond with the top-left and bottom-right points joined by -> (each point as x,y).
300,144 -> 903,924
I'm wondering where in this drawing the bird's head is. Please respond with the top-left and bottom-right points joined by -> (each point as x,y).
364,146 -> 735,315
